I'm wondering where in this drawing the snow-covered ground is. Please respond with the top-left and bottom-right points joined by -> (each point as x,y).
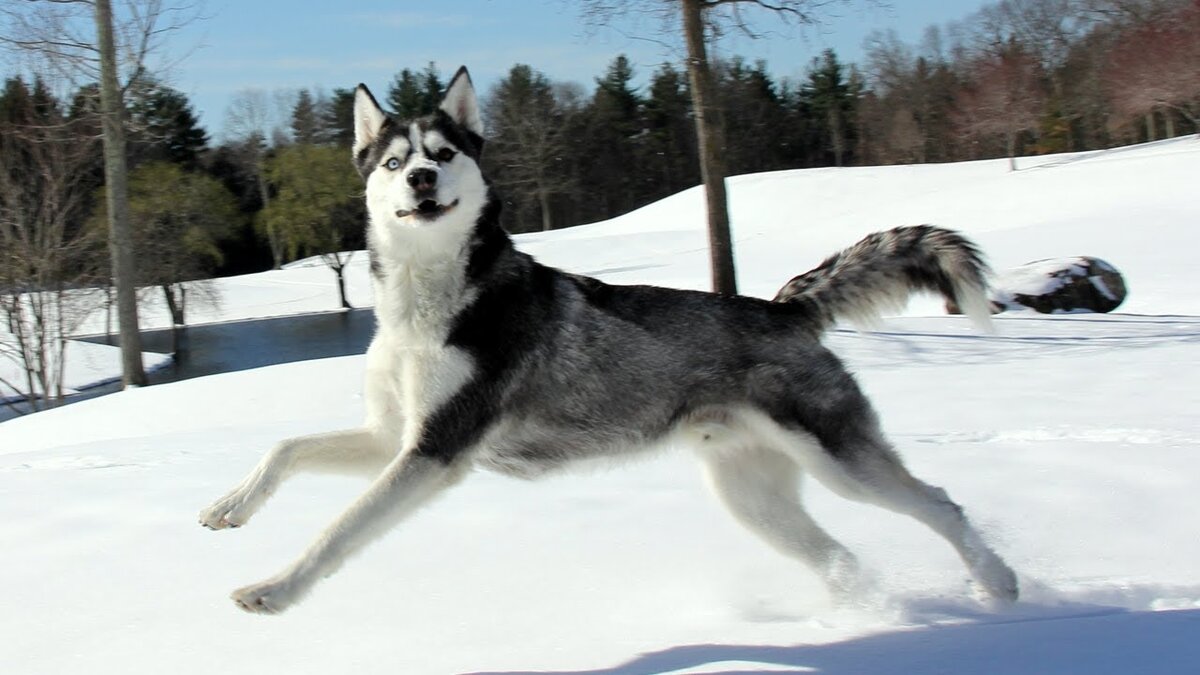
1,138 -> 1198,673
0,337 -> 173,404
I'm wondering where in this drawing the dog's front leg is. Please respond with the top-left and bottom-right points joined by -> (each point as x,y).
199,428 -> 391,530
230,450 -> 468,614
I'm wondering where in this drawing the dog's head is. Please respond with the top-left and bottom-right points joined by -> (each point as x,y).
352,67 -> 488,231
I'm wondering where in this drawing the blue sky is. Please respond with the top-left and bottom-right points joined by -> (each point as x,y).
166,0 -> 993,139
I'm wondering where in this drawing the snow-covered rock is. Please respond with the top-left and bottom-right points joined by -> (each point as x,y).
994,256 -> 1127,314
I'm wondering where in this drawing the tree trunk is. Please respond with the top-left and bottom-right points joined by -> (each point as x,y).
14,301 -> 40,412
324,252 -> 353,310
681,0 -> 737,296
1163,109 -> 1176,139
95,0 -> 146,387
1145,111 -> 1156,141
1006,129 -> 1018,172
829,105 -> 844,168
53,289 -> 66,405
162,284 -> 184,354
538,189 -> 553,231
162,284 -> 184,326
336,267 -> 351,309
105,285 -> 113,342
257,172 -> 284,269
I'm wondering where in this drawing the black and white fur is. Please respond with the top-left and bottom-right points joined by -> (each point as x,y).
199,67 -> 1018,615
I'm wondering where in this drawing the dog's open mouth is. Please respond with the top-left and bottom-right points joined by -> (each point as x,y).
397,199 -> 459,221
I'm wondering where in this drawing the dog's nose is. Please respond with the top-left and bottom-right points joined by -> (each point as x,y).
407,168 -> 438,191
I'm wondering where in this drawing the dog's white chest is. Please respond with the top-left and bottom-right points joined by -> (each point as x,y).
365,330 -> 475,449
398,345 -> 474,447
365,257 -> 477,449
375,257 -> 471,332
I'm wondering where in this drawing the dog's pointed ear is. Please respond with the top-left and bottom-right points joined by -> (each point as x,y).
439,66 -> 483,136
354,84 -> 387,155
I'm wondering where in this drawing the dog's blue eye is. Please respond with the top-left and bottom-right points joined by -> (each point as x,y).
436,148 -> 456,163
384,158 -> 401,170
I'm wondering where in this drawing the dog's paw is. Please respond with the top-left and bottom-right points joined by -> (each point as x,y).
978,568 -> 1020,606
198,488 -> 256,530
231,577 -> 301,615
970,553 -> 1020,606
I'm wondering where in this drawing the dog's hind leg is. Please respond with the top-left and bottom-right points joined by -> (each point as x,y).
701,445 -> 863,599
199,428 -> 392,530
802,431 -> 1019,604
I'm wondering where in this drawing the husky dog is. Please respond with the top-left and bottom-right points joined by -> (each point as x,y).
199,67 -> 1018,615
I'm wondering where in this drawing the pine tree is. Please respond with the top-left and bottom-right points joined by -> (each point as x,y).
804,49 -> 857,167
419,62 -> 443,112
326,88 -> 356,148
642,63 -> 698,196
386,69 -> 425,118
718,58 -> 790,174
581,55 -> 644,218
291,89 -> 320,145
128,81 -> 209,169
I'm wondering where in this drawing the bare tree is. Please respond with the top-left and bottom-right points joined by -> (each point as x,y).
0,78 -> 103,412
679,0 -> 737,293
970,1 -> 1097,151
977,0 -> 1085,72
1,0 -> 201,388
1078,0 -> 1186,24
580,0 -> 850,295
954,40 -> 1046,170
863,30 -> 925,163
888,107 -> 926,161
224,88 -> 295,268
1105,0 -> 1200,137
94,0 -> 146,384
484,65 -> 579,232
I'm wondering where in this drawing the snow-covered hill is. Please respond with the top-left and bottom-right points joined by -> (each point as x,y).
1,139 -> 1198,674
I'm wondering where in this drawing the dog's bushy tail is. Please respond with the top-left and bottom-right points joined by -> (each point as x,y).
773,225 -> 993,333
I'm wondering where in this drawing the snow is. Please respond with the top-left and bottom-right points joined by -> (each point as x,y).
996,257 -> 1089,295
0,337 -> 172,403
1089,273 -> 1118,301
1,138 -> 1198,674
